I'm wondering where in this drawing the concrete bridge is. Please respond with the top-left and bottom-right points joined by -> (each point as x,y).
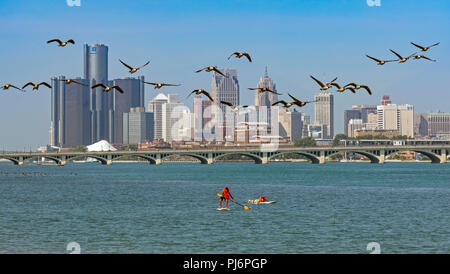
0,145 -> 448,166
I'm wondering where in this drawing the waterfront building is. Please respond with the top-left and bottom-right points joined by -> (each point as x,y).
314,92 -> 334,139
123,107 -> 154,144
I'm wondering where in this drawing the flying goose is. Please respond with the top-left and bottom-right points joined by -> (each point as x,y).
1,84 -> 22,90
91,83 -> 124,93
220,101 -> 249,112
366,55 -> 398,65
410,42 -> 440,52
330,83 -> 356,93
187,89 -> 214,101
119,59 -> 150,74
143,82 -> 181,89
22,82 -> 52,90
310,75 -> 337,90
412,55 -> 436,62
271,100 -> 296,108
47,39 -> 75,47
248,87 -> 281,95
228,52 -> 252,62
287,94 -> 319,107
57,79 -> 87,86
389,49 -> 416,63
343,83 -> 372,95
195,66 -> 227,77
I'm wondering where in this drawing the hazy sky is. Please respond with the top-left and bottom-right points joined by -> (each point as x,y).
0,0 -> 449,150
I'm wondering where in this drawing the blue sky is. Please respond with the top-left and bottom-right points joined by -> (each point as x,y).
0,0 -> 449,150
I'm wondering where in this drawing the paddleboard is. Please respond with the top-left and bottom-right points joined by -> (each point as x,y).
217,207 -> 230,211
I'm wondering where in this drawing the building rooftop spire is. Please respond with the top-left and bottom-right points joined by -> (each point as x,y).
264,66 -> 268,77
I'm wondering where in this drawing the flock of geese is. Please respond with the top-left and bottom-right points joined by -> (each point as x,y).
1,38 -> 440,113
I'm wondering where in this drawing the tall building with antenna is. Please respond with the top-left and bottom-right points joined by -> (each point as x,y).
254,67 -> 278,107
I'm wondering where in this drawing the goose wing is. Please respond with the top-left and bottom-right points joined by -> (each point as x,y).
212,67 -> 227,77
420,55 -> 436,62
201,90 -> 214,101
344,83 -> 357,88
410,42 -> 426,51
22,82 -> 35,89
228,52 -> 240,59
113,86 -> 124,93
366,55 -> 382,63
428,42 -> 440,48
38,82 -> 52,88
119,59 -> 134,70
243,53 -> 252,62
47,39 -> 62,45
360,85 -> 372,95
330,82 -> 342,89
288,93 -> 301,103
272,100 -> 288,106
310,75 -> 326,88
9,84 -> 22,90
66,39 -> 75,44
220,101 -> 234,107
344,87 -> 356,93
137,61 -> 150,70
389,49 -> 404,59
195,67 -> 207,73
91,83 -> 107,89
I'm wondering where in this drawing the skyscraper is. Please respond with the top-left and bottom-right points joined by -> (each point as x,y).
211,69 -> 239,111
84,44 -> 109,143
109,76 -> 145,144
123,107 -> 154,144
254,67 -> 278,107
50,76 -> 90,147
377,104 -> 414,137
314,92 -> 334,139
344,109 -> 361,137
148,93 -> 169,141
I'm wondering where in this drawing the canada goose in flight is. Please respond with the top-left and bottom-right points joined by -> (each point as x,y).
57,79 -> 87,86
330,83 -> 356,93
188,89 -> 214,102
287,94 -> 319,107
1,84 -> 22,90
119,59 -> 150,74
195,66 -> 228,77
366,55 -> 398,65
220,101 -> 249,111
412,55 -> 436,62
310,75 -> 337,90
47,39 -> 75,47
271,100 -> 296,108
143,82 -> 181,89
228,52 -> 252,62
410,42 -> 440,52
248,87 -> 281,95
389,49 -> 416,63
91,83 -> 124,94
22,82 -> 52,90
343,83 -> 372,95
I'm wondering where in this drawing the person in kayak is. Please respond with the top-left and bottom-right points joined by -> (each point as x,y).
220,187 -> 234,209
257,196 -> 267,203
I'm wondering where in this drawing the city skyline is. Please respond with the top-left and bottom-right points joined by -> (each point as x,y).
1,0 -> 449,150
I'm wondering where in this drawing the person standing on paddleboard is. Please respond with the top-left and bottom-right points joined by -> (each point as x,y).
220,187 -> 234,209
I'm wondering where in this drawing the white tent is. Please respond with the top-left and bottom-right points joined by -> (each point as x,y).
87,140 -> 117,152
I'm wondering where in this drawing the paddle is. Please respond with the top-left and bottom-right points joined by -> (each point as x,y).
216,192 -> 251,210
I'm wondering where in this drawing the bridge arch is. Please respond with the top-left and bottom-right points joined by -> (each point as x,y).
385,149 -> 441,163
0,156 -> 21,165
268,151 -> 320,164
327,150 -> 381,163
214,152 -> 263,164
65,155 -> 109,165
161,153 -> 209,164
112,154 -> 157,164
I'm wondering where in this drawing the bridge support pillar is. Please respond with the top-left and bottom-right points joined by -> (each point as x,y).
205,153 -> 213,165
378,150 -> 386,164
318,151 -> 326,164
260,152 -> 269,164
103,155 -> 113,165
17,156 -> 24,166
154,154 -> 162,165
440,150 -> 447,164
59,156 -> 67,166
